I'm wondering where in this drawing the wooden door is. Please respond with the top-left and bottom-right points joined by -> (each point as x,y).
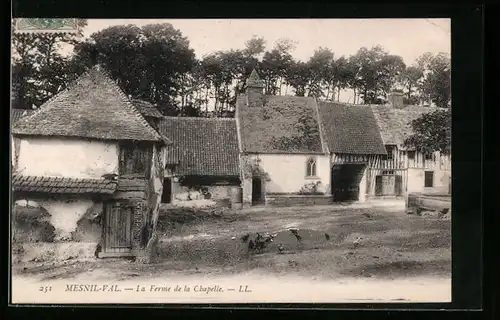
252,177 -> 262,204
395,175 -> 403,196
382,175 -> 396,195
104,202 -> 132,253
375,175 -> 383,196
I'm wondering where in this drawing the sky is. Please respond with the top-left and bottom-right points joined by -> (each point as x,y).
77,19 -> 451,65
63,19 -> 451,103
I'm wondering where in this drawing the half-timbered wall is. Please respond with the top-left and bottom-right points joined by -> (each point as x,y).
332,146 -> 451,198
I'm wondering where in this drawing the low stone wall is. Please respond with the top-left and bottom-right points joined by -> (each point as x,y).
265,194 -> 333,207
406,192 -> 451,215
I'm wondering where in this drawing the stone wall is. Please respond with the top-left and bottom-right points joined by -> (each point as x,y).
265,194 -> 333,207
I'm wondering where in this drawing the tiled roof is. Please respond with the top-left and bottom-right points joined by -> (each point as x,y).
237,95 -> 324,153
131,99 -> 164,118
371,105 -> 439,146
12,65 -> 164,143
317,102 -> 387,155
12,175 -> 117,195
158,117 -> 240,176
11,109 -> 33,124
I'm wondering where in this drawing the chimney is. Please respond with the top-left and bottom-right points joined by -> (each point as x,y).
388,91 -> 404,109
245,69 -> 264,107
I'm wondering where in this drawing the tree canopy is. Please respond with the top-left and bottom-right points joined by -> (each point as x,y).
403,109 -> 451,155
11,20 -> 451,117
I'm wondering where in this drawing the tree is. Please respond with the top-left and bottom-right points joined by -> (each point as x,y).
399,66 -> 424,105
11,19 -> 88,109
306,47 -> 334,98
348,46 -> 405,104
244,36 -> 266,58
72,23 -> 197,115
403,109 -> 451,155
258,38 -> 295,95
284,61 -> 309,97
416,52 -> 451,108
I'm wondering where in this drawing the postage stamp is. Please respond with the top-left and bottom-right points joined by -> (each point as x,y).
10,18 -> 453,305
13,18 -> 80,34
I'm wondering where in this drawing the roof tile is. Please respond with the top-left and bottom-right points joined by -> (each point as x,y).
237,95 -> 324,153
371,105 -> 444,146
12,174 -> 117,195
317,102 -> 387,155
158,117 -> 240,176
12,65 -> 163,143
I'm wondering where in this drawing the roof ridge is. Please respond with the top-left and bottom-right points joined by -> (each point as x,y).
312,99 -> 330,154
162,116 -> 235,121
93,65 -> 165,142
12,173 -> 114,182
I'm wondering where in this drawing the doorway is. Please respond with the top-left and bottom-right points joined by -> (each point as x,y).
102,201 -> 132,256
375,173 -> 404,196
161,178 -> 172,203
331,164 -> 366,202
252,177 -> 263,204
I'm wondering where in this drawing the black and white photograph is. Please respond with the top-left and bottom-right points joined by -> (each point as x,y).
10,18 -> 452,304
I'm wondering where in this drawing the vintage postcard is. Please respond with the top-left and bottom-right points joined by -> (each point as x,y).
10,18 -> 452,304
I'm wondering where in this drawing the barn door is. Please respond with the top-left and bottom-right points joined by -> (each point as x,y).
382,175 -> 396,195
104,202 -> 132,253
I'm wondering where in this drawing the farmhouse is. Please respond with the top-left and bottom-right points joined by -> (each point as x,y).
371,100 -> 451,195
11,65 -> 168,258
235,70 -> 451,206
10,66 -> 451,259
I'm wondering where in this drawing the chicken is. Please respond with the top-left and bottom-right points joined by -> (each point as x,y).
278,244 -> 284,254
248,240 -> 255,250
362,212 -> 372,218
289,228 -> 302,242
240,233 -> 250,242
353,236 -> 362,248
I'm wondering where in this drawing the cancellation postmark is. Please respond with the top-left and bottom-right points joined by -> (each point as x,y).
13,18 -> 80,34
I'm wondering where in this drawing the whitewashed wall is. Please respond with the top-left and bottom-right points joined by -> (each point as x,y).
16,137 -> 119,179
250,154 -> 330,194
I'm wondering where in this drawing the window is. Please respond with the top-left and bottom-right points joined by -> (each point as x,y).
407,151 -> 416,160
424,171 -> 434,188
385,145 -> 394,160
119,142 -> 152,176
306,157 -> 317,177
382,170 -> 395,175
424,153 -> 433,161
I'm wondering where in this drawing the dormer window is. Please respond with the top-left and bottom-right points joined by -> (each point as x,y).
306,157 -> 317,177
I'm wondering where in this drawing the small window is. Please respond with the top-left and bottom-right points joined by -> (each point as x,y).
382,170 -> 395,175
119,142 -> 151,176
407,151 -> 416,160
424,171 -> 434,187
385,146 -> 394,160
306,157 -> 317,177
424,153 -> 433,160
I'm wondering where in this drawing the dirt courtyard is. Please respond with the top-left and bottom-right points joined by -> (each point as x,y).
11,200 -> 452,303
